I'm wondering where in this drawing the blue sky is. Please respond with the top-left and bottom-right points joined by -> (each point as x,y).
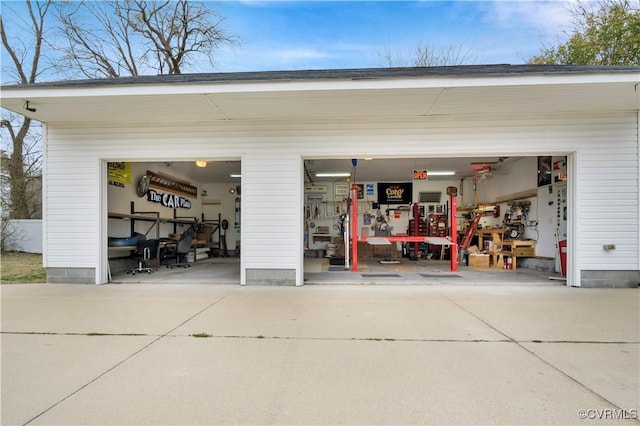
211,1 -> 575,71
1,1 -> 576,77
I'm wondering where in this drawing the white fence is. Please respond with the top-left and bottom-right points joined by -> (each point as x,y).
2,219 -> 43,253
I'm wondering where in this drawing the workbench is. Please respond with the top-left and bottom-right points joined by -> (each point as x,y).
476,229 -> 506,267
501,239 -> 536,270
476,229 -> 536,270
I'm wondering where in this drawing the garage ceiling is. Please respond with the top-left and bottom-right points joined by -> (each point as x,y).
147,156 -> 518,184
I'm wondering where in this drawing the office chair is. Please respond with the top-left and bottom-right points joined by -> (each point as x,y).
127,239 -> 160,275
165,226 -> 194,269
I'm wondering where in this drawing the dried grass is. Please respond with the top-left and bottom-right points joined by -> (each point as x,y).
1,252 -> 46,284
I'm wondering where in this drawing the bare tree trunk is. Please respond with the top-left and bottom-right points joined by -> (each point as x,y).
1,119 -> 32,219
1,1 -> 51,219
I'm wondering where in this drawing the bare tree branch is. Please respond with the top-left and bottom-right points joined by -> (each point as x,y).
377,43 -> 475,67
55,0 -> 235,77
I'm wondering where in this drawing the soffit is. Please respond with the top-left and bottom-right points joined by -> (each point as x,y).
1,77 -> 638,124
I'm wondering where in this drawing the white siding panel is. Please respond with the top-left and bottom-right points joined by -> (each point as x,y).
573,115 -> 638,272
44,112 -> 638,283
242,152 -> 300,270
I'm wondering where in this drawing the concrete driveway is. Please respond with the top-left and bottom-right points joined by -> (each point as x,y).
1,283 -> 638,425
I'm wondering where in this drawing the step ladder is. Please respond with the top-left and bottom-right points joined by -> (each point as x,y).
460,211 -> 482,251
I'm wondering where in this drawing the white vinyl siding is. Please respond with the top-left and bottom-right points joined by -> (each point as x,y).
242,151 -> 301,270
43,112 -> 638,285
575,116 -> 638,270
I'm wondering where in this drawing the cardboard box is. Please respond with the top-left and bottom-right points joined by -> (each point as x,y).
197,225 -> 213,242
468,254 -> 490,268
357,241 -> 373,258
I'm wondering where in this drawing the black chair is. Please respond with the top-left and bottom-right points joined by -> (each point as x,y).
164,227 -> 194,269
127,239 -> 160,275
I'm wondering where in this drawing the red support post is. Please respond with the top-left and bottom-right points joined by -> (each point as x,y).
448,186 -> 458,272
351,187 -> 358,272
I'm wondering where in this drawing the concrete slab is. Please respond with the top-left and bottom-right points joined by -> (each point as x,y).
521,342 -> 640,413
1,284 -> 232,335
29,338 -> 635,425
173,285 -> 506,341
1,334 -> 156,426
442,286 -> 640,342
2,284 -> 638,425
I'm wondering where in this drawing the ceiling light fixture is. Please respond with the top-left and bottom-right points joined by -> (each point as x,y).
195,160 -> 207,168
428,171 -> 456,176
230,174 -> 241,178
315,172 -> 351,177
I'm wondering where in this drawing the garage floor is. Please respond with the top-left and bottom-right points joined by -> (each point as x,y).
110,256 -> 562,286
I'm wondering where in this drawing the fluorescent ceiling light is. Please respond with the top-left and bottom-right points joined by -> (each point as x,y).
428,171 -> 456,176
315,172 -> 351,177
230,174 -> 241,178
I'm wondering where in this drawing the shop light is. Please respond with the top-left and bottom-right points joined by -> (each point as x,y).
230,174 -> 242,178
428,171 -> 456,176
195,160 -> 207,168
315,172 -> 351,177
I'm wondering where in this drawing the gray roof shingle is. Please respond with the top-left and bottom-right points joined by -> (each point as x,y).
3,64 -> 639,90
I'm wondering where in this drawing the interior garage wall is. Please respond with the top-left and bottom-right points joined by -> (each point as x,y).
108,162 -> 200,239
42,111 -> 638,286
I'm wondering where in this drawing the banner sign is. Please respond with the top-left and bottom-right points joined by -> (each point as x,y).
147,170 -> 197,198
147,189 -> 192,209
377,182 -> 412,204
107,162 -> 131,187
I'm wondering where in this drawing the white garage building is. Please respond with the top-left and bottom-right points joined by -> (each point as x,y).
1,65 -> 639,287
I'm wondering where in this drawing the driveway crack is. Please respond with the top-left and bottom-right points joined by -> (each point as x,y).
22,293 -> 230,425
439,292 -> 630,412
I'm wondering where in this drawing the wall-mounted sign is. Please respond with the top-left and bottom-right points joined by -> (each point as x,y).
304,185 -> 327,193
147,189 -> 192,209
108,162 -> 131,187
378,182 -> 412,204
366,183 -> 375,196
353,184 -> 364,199
413,170 -> 428,180
147,170 -> 197,198
334,183 -> 350,198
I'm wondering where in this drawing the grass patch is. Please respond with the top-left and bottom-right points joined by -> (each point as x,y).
1,251 -> 46,284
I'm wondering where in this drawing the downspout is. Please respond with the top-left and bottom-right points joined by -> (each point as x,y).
41,124 -> 48,279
